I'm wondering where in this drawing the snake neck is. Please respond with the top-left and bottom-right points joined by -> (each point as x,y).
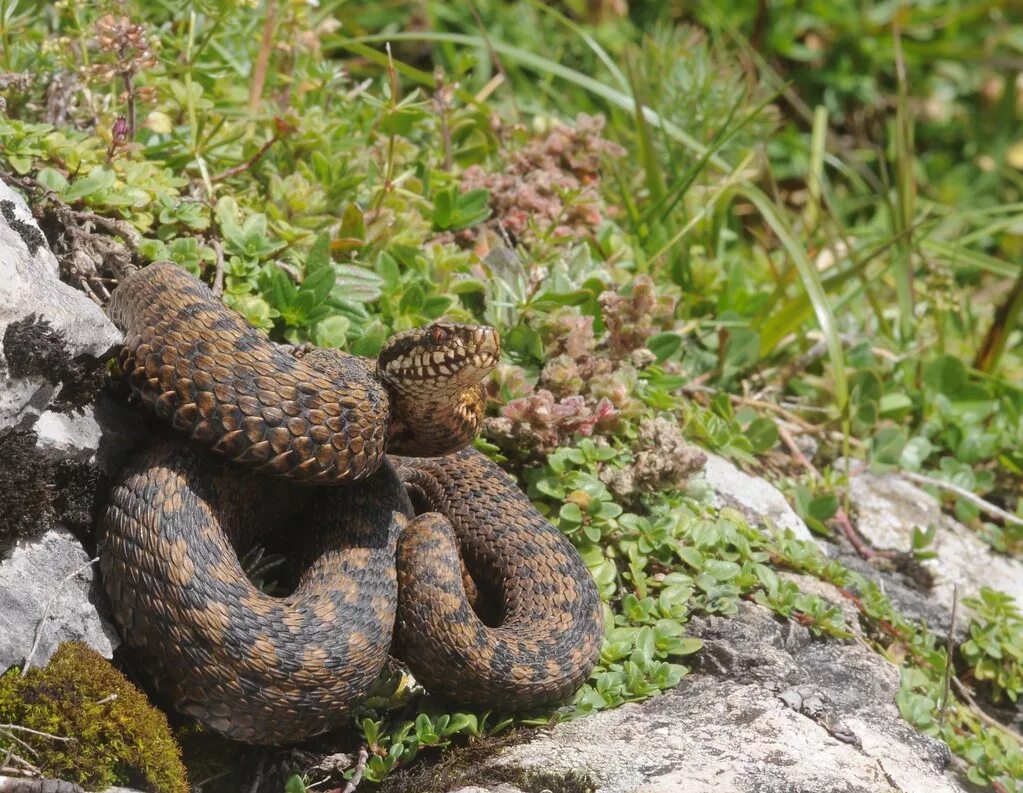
386,381 -> 486,457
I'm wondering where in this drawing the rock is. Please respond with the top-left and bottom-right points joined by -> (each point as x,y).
0,779 -> 146,793
33,405 -> 103,461
0,180 -> 121,431
33,397 -> 147,475
448,788 -> 525,793
419,598 -> 961,793
699,452 -> 812,541
0,526 -> 119,671
850,471 -> 1023,610
828,545 -> 965,640
0,179 -> 165,788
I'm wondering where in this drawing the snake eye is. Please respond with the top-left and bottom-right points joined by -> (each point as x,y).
428,325 -> 447,345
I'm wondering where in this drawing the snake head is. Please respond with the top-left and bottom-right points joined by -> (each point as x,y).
378,322 -> 500,456
378,322 -> 500,398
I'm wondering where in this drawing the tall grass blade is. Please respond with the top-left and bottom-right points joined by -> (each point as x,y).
738,184 -> 848,412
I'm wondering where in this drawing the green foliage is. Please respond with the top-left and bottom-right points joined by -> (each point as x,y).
0,642 -> 187,793
1,1 -> 1022,790
961,588 -> 1023,704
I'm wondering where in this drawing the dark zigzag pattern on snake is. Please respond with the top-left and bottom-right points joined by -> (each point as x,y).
98,263 -> 603,744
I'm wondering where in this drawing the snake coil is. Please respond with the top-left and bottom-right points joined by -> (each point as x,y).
99,262 -> 603,744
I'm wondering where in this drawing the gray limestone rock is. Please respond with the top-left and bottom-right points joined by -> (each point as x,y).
699,451 -> 812,541
0,526 -> 119,671
850,470 -> 1023,610
0,180 -> 121,431
409,598 -> 961,793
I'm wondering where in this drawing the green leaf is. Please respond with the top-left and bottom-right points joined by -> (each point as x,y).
336,265 -> 385,302
306,232 -> 332,274
746,417 -> 779,453
806,493 -> 838,523
284,775 -> 307,793
703,560 -> 741,582
879,392 -> 913,419
314,315 -> 350,348
872,427 -> 907,466
899,437 -> 932,471
62,167 -> 116,202
923,355 -> 968,398
339,203 -> 366,244
351,320 -> 390,357
648,332 -> 683,361
302,264 -> 336,306
36,167 -> 69,193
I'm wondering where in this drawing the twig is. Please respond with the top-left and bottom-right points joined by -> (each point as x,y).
122,71 -> 136,140
473,73 -> 504,104
900,470 -> 1023,527
211,238 -> 225,298
194,769 -> 231,791
0,725 -> 74,743
325,746 -> 369,793
1,749 -> 40,773
433,67 -> 453,172
22,557 -> 100,676
342,746 -> 368,793
834,510 -> 894,562
938,584 -> 957,727
210,125 -> 285,183
1,728 -> 40,758
248,752 -> 267,793
778,424 -> 817,478
951,677 -> 1023,746
249,0 -> 277,113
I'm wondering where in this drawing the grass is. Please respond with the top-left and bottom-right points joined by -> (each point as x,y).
0,1 -> 1022,791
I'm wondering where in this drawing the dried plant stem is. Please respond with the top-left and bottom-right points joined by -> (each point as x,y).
938,584 -> 958,726
22,557 -> 100,676
247,752 -> 266,793
249,0 -> 278,113
342,746 -> 368,793
211,239 -> 225,297
122,70 -> 136,139
210,128 -> 282,183
951,677 -> 1023,746
900,470 -> 1023,527
466,0 -> 519,120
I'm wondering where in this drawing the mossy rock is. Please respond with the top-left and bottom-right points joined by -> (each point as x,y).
0,641 -> 187,793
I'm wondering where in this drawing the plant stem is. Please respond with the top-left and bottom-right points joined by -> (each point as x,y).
122,71 -> 135,140
249,0 -> 277,114
0,0 -> 10,71
973,270 -> 1023,373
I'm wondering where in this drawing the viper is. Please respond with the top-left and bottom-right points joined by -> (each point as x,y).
98,262 -> 604,744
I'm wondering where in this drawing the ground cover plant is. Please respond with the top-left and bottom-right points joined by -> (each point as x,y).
0,0 -> 1022,790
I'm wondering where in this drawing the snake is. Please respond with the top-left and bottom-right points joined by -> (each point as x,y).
97,262 -> 604,745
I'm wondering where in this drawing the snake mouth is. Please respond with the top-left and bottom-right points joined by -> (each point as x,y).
378,322 -> 500,391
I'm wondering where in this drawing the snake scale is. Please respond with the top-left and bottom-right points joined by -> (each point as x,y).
97,262 -> 604,744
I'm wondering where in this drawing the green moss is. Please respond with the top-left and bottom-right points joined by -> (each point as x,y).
0,642 -> 187,793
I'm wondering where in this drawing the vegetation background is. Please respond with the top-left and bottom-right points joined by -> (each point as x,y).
0,0 -> 1021,791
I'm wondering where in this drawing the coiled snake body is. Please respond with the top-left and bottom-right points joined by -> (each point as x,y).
99,263 -> 603,744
